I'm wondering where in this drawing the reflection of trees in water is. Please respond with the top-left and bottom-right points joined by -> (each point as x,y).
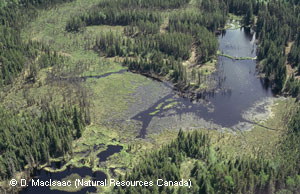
182,57 -> 229,101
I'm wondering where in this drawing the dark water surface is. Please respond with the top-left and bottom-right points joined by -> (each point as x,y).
49,161 -> 65,170
19,145 -> 123,194
19,28 -> 273,193
19,167 -> 106,194
134,28 -> 274,137
97,145 -> 123,163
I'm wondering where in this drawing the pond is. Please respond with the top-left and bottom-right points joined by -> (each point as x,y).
19,166 -> 106,194
19,27 -> 274,193
133,27 -> 274,138
19,145 -> 123,194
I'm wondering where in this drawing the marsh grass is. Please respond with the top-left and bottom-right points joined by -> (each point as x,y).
4,2 -> 289,193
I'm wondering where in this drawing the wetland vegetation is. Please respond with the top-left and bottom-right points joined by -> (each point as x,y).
1,0 -> 300,194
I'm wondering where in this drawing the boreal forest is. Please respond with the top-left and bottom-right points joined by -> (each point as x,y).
0,0 -> 300,194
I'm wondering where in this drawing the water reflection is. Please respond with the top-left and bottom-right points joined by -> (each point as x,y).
133,28 -> 274,137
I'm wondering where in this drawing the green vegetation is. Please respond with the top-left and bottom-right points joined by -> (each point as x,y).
155,102 -> 165,110
0,0 -> 75,87
0,0 -> 92,183
115,99 -> 300,194
212,0 -> 300,94
1,1 -> 169,187
150,110 -> 160,116
224,14 -> 243,29
1,0 -> 300,194
288,35 -> 300,70
218,53 -> 257,60
0,105 -> 87,180
284,35 -> 300,96
255,0 -> 300,92
64,0 -> 225,92
163,102 -> 178,110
